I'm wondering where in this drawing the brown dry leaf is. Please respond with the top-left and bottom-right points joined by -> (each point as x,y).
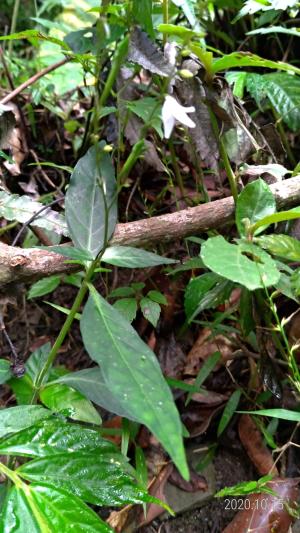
239,414 -> 278,476
184,328 -> 235,376
223,477 -> 299,533
182,403 -> 224,438
107,507 -> 131,533
102,416 -> 122,446
169,465 -> 207,493
138,464 -> 174,527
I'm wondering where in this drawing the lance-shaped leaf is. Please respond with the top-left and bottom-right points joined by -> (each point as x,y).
65,143 -> 117,258
80,286 -> 189,480
0,483 -> 113,532
102,246 -> 177,267
0,191 -> 68,235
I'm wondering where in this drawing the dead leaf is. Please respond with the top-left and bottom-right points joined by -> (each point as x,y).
239,414 -> 278,476
128,27 -> 174,77
223,477 -> 299,533
169,465 -> 207,492
184,328 -> 235,376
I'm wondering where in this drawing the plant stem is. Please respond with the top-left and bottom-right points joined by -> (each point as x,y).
162,0 -> 169,44
273,109 -> 296,168
31,258 -> 98,401
168,139 -> 185,199
0,461 -> 21,486
8,0 -> 21,56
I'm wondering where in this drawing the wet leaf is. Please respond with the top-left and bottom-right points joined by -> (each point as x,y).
40,383 -> 102,425
236,179 -> 276,237
0,359 -> 12,385
0,406 -> 52,438
81,286 -> 189,480
255,234 -> 300,261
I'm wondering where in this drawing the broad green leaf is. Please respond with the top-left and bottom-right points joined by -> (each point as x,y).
27,276 -> 61,299
140,297 -> 161,327
246,73 -> 300,131
102,246 -> 177,267
186,352 -> 221,405
236,179 -> 276,237
65,143 -> 117,258
250,208 -> 300,234
0,360 -> 12,385
8,374 -> 34,405
212,52 -> 300,76
9,343 -> 51,404
113,298 -> 138,323
127,97 -> 163,138
226,71 -> 248,98
18,454 -> 166,509
0,483 -> 7,512
239,408 -> 300,421
255,234 -> 300,261
0,406 -> 52,438
0,419 -> 116,458
0,483 -> 113,532
147,290 -> 167,305
168,257 -> 205,275
40,384 -> 102,425
133,0 -> 154,37
52,368 -> 140,420
157,24 -> 202,39
187,277 -> 235,322
81,286 -> 189,480
217,389 -> 242,436
38,246 -> 94,262
201,236 -> 280,290
26,343 -> 52,384
0,191 -> 68,235
109,286 -> 135,298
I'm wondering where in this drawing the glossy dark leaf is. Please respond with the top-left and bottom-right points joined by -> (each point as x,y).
0,406 -> 52,438
0,418 -> 116,458
81,286 -> 188,480
40,384 -> 102,425
27,275 -> 61,299
0,483 -> 113,532
65,143 -> 117,258
113,298 -> 138,323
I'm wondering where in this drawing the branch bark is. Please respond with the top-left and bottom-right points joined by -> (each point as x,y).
1,176 -> 300,286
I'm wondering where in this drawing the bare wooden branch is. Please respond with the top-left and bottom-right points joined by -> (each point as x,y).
1,176 -> 300,286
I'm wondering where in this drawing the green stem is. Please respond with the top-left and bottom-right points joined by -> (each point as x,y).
162,0 -> 169,45
0,461 -> 21,486
8,0 -> 21,56
99,35 -> 129,109
117,139 -> 145,188
168,139 -> 185,199
31,258 -> 98,401
273,108 -> 296,168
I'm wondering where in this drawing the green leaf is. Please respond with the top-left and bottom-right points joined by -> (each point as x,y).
0,360 -> 12,385
217,389 -> 242,437
52,368 -> 140,420
157,24 -> 202,39
236,179 -> 276,237
186,352 -> 221,405
38,246 -> 94,262
81,286 -> 189,480
18,454 -> 164,508
27,276 -> 61,299
255,234 -> 300,261
102,246 -> 177,267
26,343 -> 52,384
247,26 -> 300,38
250,208 -> 300,234
184,273 -> 221,319
0,406 -> 52,438
133,0 -> 154,37
140,297 -> 161,327
212,52 -> 300,76
113,298 -> 138,323
65,143 -> 117,258
215,475 -> 274,498
0,29 -> 70,50
0,483 -> 113,532
40,384 -> 102,425
201,236 -> 280,290
168,257 -> 205,275
0,419 -> 116,458
171,0 -> 200,29
238,408 -> 300,422
109,287 -> 135,298
246,72 -> 300,131
147,290 -> 167,305
0,191 -> 68,235
9,343 -> 51,404
127,97 -> 163,138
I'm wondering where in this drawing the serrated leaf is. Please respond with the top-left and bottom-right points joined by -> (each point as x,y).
236,179 -> 276,237
140,297 -> 161,327
255,234 -> 300,261
201,236 -> 280,290
17,454 -> 164,508
0,406 -> 52,438
40,384 -> 101,425
246,73 -> 300,132
27,276 -> 61,299
109,286 -> 135,298
0,483 -> 113,533
80,286 -> 188,480
52,368 -> 139,421
102,246 -> 177,267
212,52 -> 300,76
65,143 -> 117,258
113,298 -> 138,323
217,389 -> 242,436
0,360 -> 12,385
0,191 -> 68,235
128,27 -> 174,77
147,290 -> 167,305
0,418 -> 116,458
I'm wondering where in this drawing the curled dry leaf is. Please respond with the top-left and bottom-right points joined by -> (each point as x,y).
169,465 -> 207,493
223,477 -> 299,533
239,414 -> 278,476
184,328 -> 235,376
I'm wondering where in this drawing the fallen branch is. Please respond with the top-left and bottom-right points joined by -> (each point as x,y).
0,176 -> 300,286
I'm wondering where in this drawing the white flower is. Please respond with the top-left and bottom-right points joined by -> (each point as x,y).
161,95 -> 196,139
